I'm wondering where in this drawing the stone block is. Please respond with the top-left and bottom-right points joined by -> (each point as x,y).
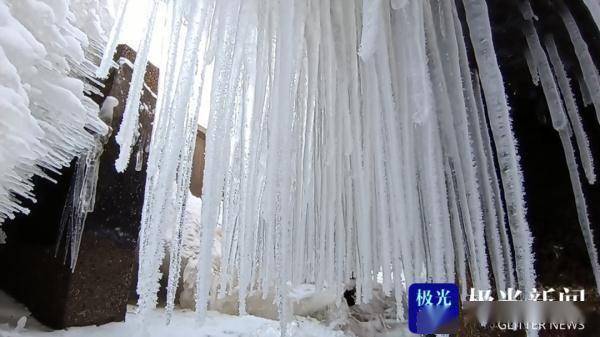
0,44 -> 158,329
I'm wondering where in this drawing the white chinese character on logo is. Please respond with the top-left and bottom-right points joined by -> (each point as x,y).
559,288 -> 585,302
542,288 -> 555,301
468,288 -> 494,302
417,289 -> 433,306
436,289 -> 452,306
529,288 -> 541,301
499,288 -> 522,301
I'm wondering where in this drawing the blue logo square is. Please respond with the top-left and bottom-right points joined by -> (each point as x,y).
408,283 -> 460,334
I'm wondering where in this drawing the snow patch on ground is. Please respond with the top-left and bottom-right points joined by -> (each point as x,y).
0,290 -> 347,337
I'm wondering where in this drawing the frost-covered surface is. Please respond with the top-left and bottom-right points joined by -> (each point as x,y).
94,0 -> 600,333
0,0 -> 111,238
0,290 -> 349,337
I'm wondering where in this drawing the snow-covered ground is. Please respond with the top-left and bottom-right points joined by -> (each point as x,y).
0,291 -> 348,337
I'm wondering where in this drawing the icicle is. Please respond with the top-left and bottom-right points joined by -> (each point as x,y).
56,133 -> 108,270
137,0 -> 215,321
114,0 -> 160,173
524,45 -> 540,86
556,0 -> 600,126
558,131 -> 600,295
473,72 -> 516,290
92,0 -> 600,330
391,0 -> 408,11
462,0 -> 537,295
521,3 -> 600,294
578,74 -> 592,107
544,35 -> 595,184
520,5 -> 567,131
425,0 -> 490,291
519,0 -> 538,21
582,0 -> 600,32
97,0 -> 130,78
358,0 -> 383,60
195,0 -> 236,323
452,2 -> 510,293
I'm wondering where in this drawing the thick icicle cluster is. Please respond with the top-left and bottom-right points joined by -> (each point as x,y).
124,0 -> 536,326
99,0 -> 600,333
0,0 -> 110,241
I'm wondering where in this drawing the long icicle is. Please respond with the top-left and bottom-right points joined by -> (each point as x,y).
521,3 -> 600,294
97,0 -> 131,78
114,0 -> 160,172
461,0 -> 537,296
96,0 -> 600,331
544,35 -> 596,184
556,0 -> 600,126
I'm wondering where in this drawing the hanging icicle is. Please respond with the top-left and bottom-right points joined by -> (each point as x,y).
56,133 -> 109,270
461,0 -> 537,296
87,0 -> 600,334
544,35 -> 596,184
556,0 -> 600,126
520,1 -> 600,295
582,0 -> 600,32
115,0 -> 160,172
97,0 -> 131,79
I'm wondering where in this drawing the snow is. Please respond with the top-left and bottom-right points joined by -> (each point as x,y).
0,291 -> 348,337
0,0 -> 109,238
99,96 -> 119,125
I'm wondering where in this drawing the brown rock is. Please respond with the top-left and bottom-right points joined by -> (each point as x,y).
0,44 -> 158,329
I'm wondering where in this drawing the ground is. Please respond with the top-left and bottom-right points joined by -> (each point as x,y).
0,291 -> 348,337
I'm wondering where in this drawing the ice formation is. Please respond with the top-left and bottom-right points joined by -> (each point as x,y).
544,35 -> 595,184
114,0 -> 160,173
94,0 -> 600,333
56,133 -> 107,269
0,0 -> 110,241
2,0 -> 598,334
557,0 -> 600,126
520,1 -> 600,293
582,0 -> 600,32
